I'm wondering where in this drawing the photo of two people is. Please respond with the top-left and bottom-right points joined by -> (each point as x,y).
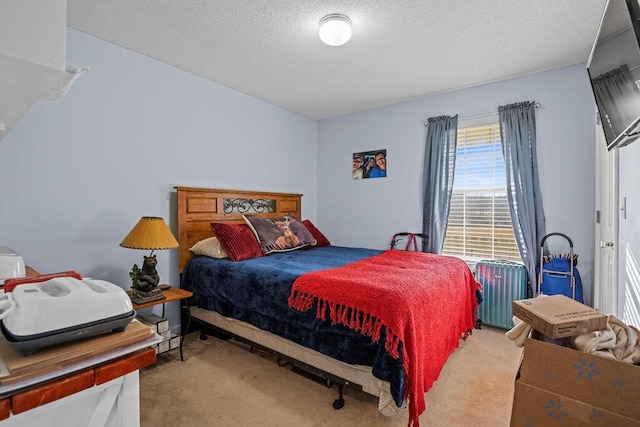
352,149 -> 387,180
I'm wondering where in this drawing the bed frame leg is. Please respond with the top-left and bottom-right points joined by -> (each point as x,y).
332,383 -> 345,410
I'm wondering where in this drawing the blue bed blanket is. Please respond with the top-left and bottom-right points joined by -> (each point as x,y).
180,245 -> 405,405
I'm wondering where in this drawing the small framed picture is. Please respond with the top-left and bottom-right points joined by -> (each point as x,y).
353,149 -> 386,179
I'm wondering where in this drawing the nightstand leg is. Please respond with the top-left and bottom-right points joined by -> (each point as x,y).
180,299 -> 191,361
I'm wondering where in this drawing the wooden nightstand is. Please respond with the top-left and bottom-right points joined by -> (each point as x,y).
127,286 -> 193,361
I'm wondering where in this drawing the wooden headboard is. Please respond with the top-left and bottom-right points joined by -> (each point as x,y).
175,186 -> 303,272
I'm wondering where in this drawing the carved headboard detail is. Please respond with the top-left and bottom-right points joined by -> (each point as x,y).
175,186 -> 303,272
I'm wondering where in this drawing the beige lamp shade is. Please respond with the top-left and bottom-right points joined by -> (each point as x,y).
120,217 -> 179,251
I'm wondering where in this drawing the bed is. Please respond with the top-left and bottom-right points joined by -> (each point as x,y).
176,186 -> 480,426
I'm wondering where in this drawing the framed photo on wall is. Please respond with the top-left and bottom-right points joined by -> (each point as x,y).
353,149 -> 387,179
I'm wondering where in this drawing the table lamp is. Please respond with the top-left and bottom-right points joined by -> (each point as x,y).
120,216 -> 179,304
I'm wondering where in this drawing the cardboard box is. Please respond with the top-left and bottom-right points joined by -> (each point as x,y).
510,337 -> 640,426
512,295 -> 607,338
511,381 -> 640,426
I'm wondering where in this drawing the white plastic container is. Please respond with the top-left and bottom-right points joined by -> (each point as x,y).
0,246 -> 25,285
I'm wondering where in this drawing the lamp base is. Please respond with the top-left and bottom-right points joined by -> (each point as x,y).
131,288 -> 166,305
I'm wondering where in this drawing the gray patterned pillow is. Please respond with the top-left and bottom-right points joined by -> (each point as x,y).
243,213 -> 316,254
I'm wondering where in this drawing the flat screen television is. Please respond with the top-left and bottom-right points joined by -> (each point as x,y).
587,0 -> 640,150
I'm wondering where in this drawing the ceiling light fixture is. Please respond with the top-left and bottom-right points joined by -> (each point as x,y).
319,14 -> 352,47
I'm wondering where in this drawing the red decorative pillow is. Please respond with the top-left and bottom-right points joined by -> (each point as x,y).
210,222 -> 263,262
302,219 -> 331,248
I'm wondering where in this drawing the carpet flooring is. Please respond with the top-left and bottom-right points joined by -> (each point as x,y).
139,325 -> 521,426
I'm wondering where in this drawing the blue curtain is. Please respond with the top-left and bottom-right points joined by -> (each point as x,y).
498,101 -> 545,295
422,115 -> 458,253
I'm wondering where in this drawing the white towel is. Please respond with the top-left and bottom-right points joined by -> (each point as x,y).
505,294 -> 549,347
572,321 -> 617,361
505,316 -> 532,348
572,315 -> 640,364
505,299 -> 640,366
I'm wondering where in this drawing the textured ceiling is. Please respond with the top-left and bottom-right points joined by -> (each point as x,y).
67,0 -> 611,120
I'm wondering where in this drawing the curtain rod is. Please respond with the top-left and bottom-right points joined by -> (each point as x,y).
423,102 -> 541,126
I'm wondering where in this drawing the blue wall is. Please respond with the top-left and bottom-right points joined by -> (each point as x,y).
0,29 -> 601,326
0,29 -> 318,329
317,64 -> 596,303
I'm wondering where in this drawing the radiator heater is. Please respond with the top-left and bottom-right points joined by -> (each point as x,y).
475,260 -> 528,330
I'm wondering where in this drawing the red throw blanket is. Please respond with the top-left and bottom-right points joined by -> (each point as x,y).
288,250 -> 480,427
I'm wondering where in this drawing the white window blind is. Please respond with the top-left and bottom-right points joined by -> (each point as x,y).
442,123 -> 521,262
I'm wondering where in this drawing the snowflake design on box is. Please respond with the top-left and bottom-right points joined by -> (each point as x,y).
612,377 -> 625,389
573,358 -> 599,380
544,370 -> 556,381
591,408 -> 604,419
544,400 -> 568,420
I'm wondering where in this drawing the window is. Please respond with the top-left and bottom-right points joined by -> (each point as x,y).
442,122 -> 521,263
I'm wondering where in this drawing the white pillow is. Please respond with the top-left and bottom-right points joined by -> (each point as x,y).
189,237 -> 228,259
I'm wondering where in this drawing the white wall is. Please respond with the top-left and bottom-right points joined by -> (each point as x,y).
0,28 -> 317,330
0,0 -> 67,139
0,0 -> 66,69
317,64 -> 597,304
618,140 -> 640,326
588,15 -> 640,323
